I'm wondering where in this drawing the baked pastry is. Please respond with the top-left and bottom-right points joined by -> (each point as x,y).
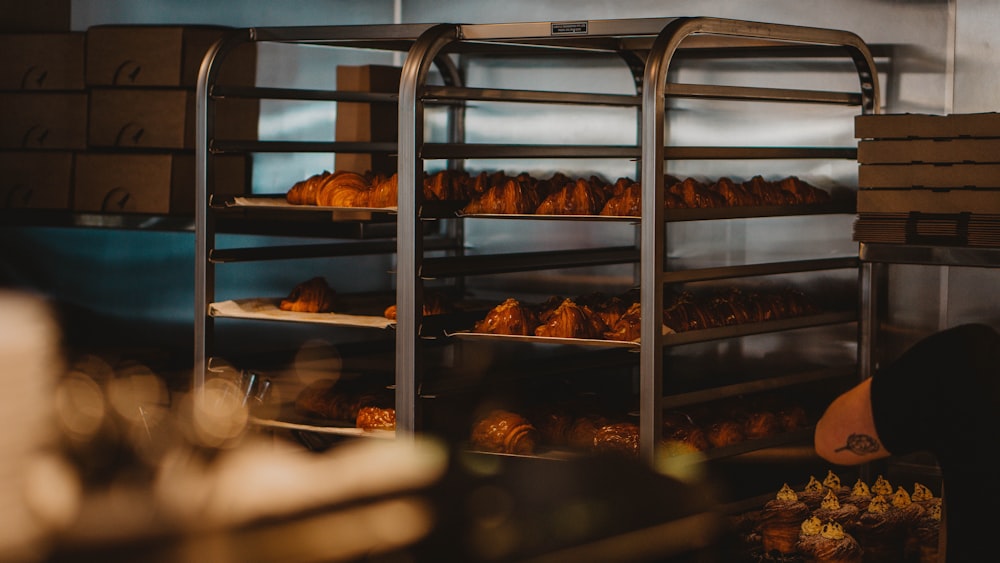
535,177 -> 608,215
910,482 -> 941,512
294,379 -> 342,419
470,409 -> 538,455
741,410 -> 779,440
759,483 -> 811,556
531,408 -> 574,447
842,478 -> 874,512
315,170 -> 370,207
711,176 -> 759,207
778,176 -> 831,205
566,414 -> 610,450
367,173 -> 398,208
870,475 -> 894,498
603,301 -> 642,342
743,175 -> 796,206
423,169 -> 470,201
823,470 -> 851,503
473,298 -> 540,336
383,291 -> 454,320
294,379 -> 390,422
905,502 -> 941,563
534,298 -> 608,339
462,176 -> 539,214
806,520 -> 863,563
799,475 -> 830,510
796,515 -> 825,558
889,486 -> 925,528
731,509 -> 764,556
854,494 -> 909,563
286,171 -> 329,205
668,177 -> 727,208
599,181 -> 641,217
356,406 -> 395,431
279,277 -> 336,313
777,405 -> 810,432
705,418 -> 746,448
592,422 -> 639,457
812,489 -> 860,530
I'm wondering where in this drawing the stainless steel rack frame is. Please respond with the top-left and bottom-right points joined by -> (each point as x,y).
195,17 -> 879,467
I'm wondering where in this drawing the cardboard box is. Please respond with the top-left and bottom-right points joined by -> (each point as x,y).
85,25 -> 256,88
858,138 -> 1000,165
0,151 -> 73,209
0,92 -> 87,149
857,189 -> 1000,214
856,112 -> 1000,140
335,64 -> 401,176
0,0 -> 70,32
859,164 -> 1000,189
0,33 -> 86,90
88,88 -> 259,149
73,153 -> 247,214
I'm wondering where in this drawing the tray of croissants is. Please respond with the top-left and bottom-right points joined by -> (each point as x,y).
231,167 -> 846,220
451,283 -> 838,347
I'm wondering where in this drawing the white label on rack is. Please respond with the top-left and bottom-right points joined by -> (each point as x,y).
551,21 -> 588,35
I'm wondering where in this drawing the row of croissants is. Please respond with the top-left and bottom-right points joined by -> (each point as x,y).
470,397 -> 814,458
473,286 -> 821,342
284,168 -> 833,215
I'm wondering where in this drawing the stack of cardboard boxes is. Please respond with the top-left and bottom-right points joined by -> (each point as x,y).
0,0 -> 84,210
854,113 -> 1000,247
1,3 -> 258,215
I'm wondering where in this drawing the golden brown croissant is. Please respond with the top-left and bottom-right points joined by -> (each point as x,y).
316,171 -> 370,207
600,181 -> 642,217
778,176 -> 830,204
603,300 -> 642,342
286,171 -> 330,205
566,414 -> 610,449
670,177 -> 727,208
470,409 -> 538,454
383,291 -> 454,320
473,298 -> 540,336
711,176 -> 759,207
367,173 -> 398,208
279,276 -> 336,313
356,406 -> 396,431
593,422 -> 640,457
462,176 -> 539,214
534,298 -> 608,339
535,177 -> 608,215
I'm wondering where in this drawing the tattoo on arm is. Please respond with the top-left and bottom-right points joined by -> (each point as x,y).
833,433 -> 881,455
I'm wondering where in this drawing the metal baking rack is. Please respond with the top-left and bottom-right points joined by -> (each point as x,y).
194,17 -> 879,483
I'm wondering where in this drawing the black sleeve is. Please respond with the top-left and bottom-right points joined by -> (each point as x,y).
869,323 -> 1000,456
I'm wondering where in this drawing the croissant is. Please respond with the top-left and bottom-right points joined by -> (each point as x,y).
316,171 -> 370,207
593,422 -> 640,457
286,171 -> 330,205
778,176 -> 830,204
567,414 -> 610,449
603,300 -> 642,342
383,291 -> 454,320
666,177 -> 718,208
473,298 -> 540,336
279,276 -> 336,313
534,298 -> 607,339
536,177 -> 608,215
462,176 -> 539,214
356,406 -> 396,431
470,409 -> 538,454
712,176 -> 759,207
600,181 -> 642,216
706,418 -> 746,448
741,410 -> 780,440
365,173 -> 398,208
743,175 -> 797,206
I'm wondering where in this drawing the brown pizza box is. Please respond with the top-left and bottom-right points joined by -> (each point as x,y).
85,25 -> 256,88
0,33 -> 86,90
0,151 -> 73,209
88,88 -> 259,149
334,64 -> 401,176
858,138 -> 1000,165
73,152 -> 247,214
0,91 -> 87,149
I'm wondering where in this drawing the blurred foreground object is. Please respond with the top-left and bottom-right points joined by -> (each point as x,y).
0,291 -> 80,563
